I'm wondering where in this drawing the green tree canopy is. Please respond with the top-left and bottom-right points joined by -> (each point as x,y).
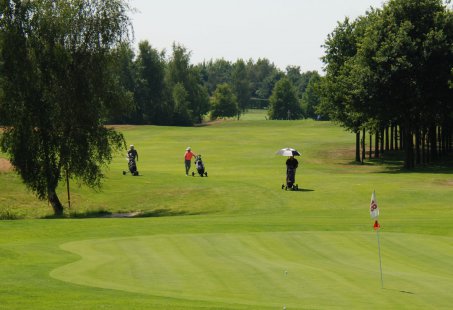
231,59 -> 251,116
166,43 -> 210,125
320,0 -> 453,168
268,78 -> 302,120
301,72 -> 322,119
210,83 -> 239,120
198,58 -> 232,95
134,40 -> 169,124
0,0 -> 132,215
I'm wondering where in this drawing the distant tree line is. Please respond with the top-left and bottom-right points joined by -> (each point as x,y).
318,0 -> 453,169
108,43 -> 323,124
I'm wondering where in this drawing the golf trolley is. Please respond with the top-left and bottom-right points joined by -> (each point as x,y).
282,167 -> 298,191
276,148 -> 301,191
123,153 -> 139,176
192,155 -> 208,177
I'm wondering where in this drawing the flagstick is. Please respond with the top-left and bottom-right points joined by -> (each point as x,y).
376,228 -> 384,289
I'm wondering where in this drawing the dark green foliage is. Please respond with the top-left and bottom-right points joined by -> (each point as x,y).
107,42 -> 136,123
320,0 -> 453,168
0,0 -> 131,214
231,59 -> 251,116
172,82 -> 192,126
248,58 -> 285,99
134,41 -> 169,124
210,83 -> 239,120
300,72 -> 322,119
198,59 -> 233,95
166,43 -> 210,125
268,78 -> 302,120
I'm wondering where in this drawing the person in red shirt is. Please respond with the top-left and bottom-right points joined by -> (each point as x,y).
184,147 -> 197,176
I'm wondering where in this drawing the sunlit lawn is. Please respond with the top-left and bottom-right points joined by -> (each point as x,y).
1,110 -> 453,309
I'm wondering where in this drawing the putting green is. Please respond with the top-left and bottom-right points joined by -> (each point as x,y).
51,231 -> 453,309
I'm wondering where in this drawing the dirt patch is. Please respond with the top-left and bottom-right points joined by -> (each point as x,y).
103,211 -> 142,218
0,158 -> 12,172
433,179 -> 453,186
195,118 -> 238,127
325,147 -> 356,159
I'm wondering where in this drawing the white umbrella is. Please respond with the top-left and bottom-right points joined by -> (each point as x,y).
276,147 -> 301,156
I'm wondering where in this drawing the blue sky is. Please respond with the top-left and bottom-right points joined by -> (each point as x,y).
129,0 -> 386,72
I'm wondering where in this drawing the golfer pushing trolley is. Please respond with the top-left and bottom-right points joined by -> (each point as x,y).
123,144 -> 139,176
276,147 -> 300,190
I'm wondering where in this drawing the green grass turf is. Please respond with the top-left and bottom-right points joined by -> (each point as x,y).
1,110 -> 453,309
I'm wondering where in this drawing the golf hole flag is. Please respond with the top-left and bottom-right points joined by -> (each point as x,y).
370,190 -> 384,288
370,191 -> 380,230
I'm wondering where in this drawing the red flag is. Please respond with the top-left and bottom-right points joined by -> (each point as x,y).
373,220 -> 380,230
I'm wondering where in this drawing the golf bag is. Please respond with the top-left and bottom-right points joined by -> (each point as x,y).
192,155 -> 207,177
123,153 -> 139,176
283,167 -> 298,190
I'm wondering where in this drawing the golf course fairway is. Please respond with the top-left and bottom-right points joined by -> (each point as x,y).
51,231 -> 453,309
2,114 -> 453,309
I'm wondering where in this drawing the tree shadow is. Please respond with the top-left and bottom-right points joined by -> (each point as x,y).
139,209 -> 199,218
379,159 -> 453,174
43,210 -> 112,219
42,208 -> 199,219
344,152 -> 453,174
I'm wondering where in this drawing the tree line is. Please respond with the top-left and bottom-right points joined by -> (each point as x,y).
318,0 -> 453,169
110,42 -> 322,125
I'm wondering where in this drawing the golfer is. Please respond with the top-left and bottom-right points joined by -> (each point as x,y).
286,155 -> 298,170
184,147 -> 197,176
286,155 -> 299,188
128,145 -> 138,161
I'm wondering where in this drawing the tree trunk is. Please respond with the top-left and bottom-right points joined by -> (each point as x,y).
447,126 -> 452,153
380,128 -> 385,157
385,126 -> 389,151
362,128 -> 366,163
355,131 -> 361,163
403,128 -> 414,169
427,131 -> 431,163
421,128 -> 426,164
400,125 -> 404,150
395,124 -> 399,150
48,190 -> 64,216
369,133 -> 373,159
438,126 -> 442,156
374,132 -> 380,158
429,125 -> 437,161
415,128 -> 421,165
390,125 -> 393,151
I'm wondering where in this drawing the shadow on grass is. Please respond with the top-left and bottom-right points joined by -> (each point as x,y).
139,209 -> 199,218
344,151 -> 453,174
383,288 -> 415,295
42,208 -> 200,219
381,161 -> 453,174
281,188 -> 314,192
43,210 -> 112,219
